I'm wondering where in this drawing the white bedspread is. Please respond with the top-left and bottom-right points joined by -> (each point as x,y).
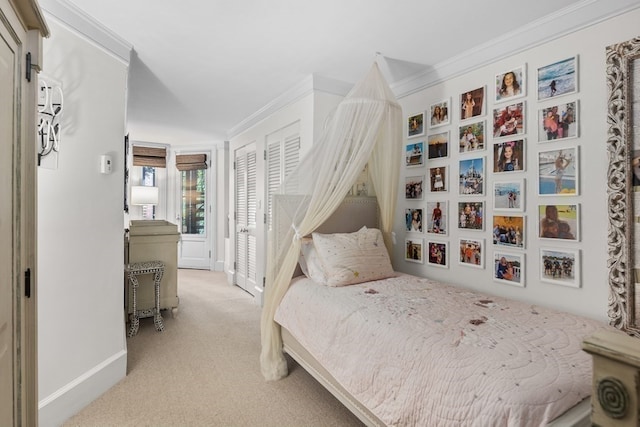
274,274 -> 615,426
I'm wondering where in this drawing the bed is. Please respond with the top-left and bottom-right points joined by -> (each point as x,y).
271,197 -> 618,426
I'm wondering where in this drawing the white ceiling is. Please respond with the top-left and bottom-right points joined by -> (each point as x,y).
45,0 -> 639,145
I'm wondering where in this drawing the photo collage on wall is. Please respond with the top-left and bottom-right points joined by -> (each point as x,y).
403,55 -> 582,288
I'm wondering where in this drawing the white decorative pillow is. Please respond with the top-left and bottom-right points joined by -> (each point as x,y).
298,238 -> 327,284
311,227 -> 394,287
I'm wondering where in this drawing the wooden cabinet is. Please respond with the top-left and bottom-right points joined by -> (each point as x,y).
583,331 -> 640,426
125,220 -> 180,317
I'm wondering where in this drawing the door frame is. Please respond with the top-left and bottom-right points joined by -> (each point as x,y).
1,0 -> 48,424
173,148 -> 215,270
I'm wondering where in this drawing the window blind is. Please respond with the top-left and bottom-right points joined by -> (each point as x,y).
176,154 -> 207,171
132,146 -> 167,168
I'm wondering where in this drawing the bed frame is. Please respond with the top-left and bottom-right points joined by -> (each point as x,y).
277,196 -> 591,426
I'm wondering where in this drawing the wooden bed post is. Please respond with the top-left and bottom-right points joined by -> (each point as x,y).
583,331 -> 640,426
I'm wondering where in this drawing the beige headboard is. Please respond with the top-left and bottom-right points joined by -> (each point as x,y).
271,195 -> 380,277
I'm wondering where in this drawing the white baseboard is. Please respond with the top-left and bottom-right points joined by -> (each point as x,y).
38,349 -> 127,427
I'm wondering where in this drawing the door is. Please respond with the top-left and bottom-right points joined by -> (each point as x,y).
177,152 -> 211,269
234,143 -> 257,295
0,1 -> 45,423
0,18 -> 16,425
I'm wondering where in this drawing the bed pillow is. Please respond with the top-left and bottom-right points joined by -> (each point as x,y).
311,227 -> 394,287
298,238 -> 327,284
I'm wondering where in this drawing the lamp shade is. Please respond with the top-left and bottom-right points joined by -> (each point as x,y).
131,186 -> 159,205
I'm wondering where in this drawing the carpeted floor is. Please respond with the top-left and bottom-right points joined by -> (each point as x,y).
63,269 -> 364,427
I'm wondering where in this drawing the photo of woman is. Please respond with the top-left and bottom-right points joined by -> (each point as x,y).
537,56 -> 578,101
427,241 -> 448,268
458,121 -> 485,153
429,99 -> 450,128
493,252 -> 525,286
493,140 -> 524,173
538,101 -> 578,142
405,208 -> 423,233
429,166 -> 447,192
492,102 -> 525,138
405,238 -> 424,263
460,86 -> 485,120
407,112 -> 425,138
495,66 -> 526,102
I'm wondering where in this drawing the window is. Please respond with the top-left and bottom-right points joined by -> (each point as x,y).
181,169 -> 206,235
140,166 -> 156,220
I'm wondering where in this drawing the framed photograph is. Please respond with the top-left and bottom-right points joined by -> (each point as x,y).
457,201 -> 484,230
459,238 -> 484,269
429,166 -> 447,193
458,121 -> 485,153
405,141 -> 424,167
540,248 -> 581,288
493,179 -> 525,212
405,175 -> 424,200
492,139 -> 525,173
407,112 -> 425,138
495,65 -> 526,103
428,98 -> 450,128
427,131 -> 449,159
537,56 -> 578,101
493,251 -> 525,287
492,214 -> 525,249
459,157 -> 485,196
426,201 -> 448,235
538,146 -> 578,196
405,238 -> 424,263
538,101 -> 578,142
538,204 -> 580,241
427,240 -> 449,268
492,101 -> 525,138
460,86 -> 485,121
405,208 -> 423,233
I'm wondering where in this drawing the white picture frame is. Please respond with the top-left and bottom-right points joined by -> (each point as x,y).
493,179 -> 525,212
539,247 -> 581,288
493,251 -> 525,287
459,238 -> 484,269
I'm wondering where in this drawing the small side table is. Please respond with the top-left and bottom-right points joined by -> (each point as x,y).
125,260 -> 165,337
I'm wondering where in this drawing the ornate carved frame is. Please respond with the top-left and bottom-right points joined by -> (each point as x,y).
607,36 -> 640,338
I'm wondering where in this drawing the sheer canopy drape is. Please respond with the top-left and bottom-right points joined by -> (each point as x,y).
260,63 -> 402,380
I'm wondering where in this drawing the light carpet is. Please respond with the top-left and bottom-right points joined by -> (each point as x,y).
63,269 -> 363,427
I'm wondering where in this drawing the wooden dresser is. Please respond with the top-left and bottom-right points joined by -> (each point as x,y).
125,220 -> 180,318
583,331 -> 640,426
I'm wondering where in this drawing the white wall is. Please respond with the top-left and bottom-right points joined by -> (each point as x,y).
37,16 -> 128,426
227,86 -> 345,302
393,8 -> 640,322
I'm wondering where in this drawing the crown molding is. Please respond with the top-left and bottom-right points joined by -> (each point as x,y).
391,0 -> 640,98
39,0 -> 131,64
227,73 -> 352,139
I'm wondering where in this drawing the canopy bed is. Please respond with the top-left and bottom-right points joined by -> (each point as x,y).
259,58 -> 638,425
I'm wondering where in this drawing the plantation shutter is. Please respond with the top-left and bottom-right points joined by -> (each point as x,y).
247,151 -> 257,280
176,154 -> 207,171
132,146 -> 166,168
266,135 -> 300,229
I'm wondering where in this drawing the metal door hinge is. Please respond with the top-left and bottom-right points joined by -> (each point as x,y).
25,268 -> 31,297
26,53 -> 32,82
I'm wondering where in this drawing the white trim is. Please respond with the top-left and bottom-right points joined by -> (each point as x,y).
39,0 -> 132,64
391,0 -> 640,98
227,74 -> 352,139
38,350 -> 127,427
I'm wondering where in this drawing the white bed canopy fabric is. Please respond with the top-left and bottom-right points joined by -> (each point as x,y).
260,62 -> 402,380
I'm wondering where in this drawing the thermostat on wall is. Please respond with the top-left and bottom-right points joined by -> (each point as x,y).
100,154 -> 113,174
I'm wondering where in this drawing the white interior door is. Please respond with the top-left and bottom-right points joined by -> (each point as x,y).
0,20 -> 16,425
177,163 -> 211,269
234,143 -> 257,295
